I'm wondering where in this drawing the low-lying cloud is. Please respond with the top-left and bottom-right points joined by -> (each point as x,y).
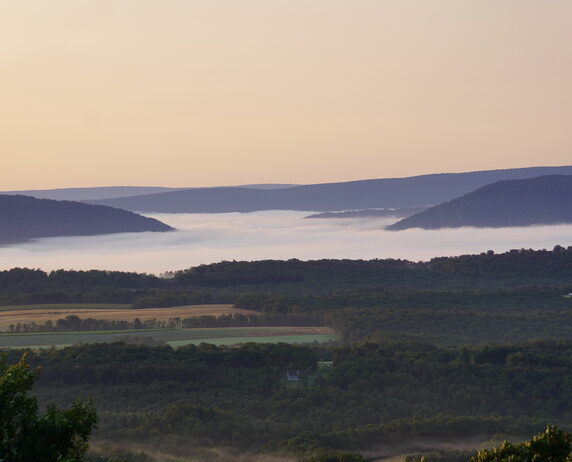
0,211 -> 571,274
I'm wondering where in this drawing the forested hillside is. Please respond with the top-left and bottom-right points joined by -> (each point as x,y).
388,175 -> 572,230
1,246 -> 571,306
8,341 -> 572,461
0,195 -> 172,243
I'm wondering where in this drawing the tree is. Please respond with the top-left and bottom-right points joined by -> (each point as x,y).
0,353 -> 97,462
472,426 -> 572,462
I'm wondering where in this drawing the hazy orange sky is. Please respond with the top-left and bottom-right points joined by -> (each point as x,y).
1,0 -> 571,189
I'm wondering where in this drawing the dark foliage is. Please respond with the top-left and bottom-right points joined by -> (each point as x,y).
0,354 -> 97,462
471,426 -> 572,462
6,312 -> 322,333
2,247 -> 571,306
5,341 -> 572,459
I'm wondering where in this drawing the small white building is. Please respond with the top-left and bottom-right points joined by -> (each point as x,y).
286,370 -> 300,381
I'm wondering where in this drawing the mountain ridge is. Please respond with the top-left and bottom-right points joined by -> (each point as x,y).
387,175 -> 572,230
0,195 -> 173,243
85,166 -> 572,213
1,184 -> 299,202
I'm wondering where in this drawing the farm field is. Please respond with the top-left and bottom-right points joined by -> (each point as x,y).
0,303 -> 258,330
0,303 -> 131,312
0,326 -> 337,349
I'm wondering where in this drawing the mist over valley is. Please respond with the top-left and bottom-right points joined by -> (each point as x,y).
1,211 -> 570,273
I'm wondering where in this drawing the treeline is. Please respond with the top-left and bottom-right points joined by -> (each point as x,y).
235,287 -> 572,314
172,258 -> 408,288
6,313 -> 323,333
404,450 -> 475,462
2,246 -> 572,303
173,247 -> 572,290
428,245 -> 572,285
0,287 -> 222,307
0,268 -> 164,292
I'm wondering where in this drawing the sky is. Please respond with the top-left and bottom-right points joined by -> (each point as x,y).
1,0 -> 571,190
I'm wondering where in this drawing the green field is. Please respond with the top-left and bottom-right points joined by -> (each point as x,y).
0,327 -> 338,349
168,334 -> 338,347
0,303 -> 132,312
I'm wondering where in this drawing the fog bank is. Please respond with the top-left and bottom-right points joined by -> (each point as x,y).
0,211 -> 570,273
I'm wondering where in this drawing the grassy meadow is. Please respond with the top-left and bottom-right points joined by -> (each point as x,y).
0,326 -> 338,349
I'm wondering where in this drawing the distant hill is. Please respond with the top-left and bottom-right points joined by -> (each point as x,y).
0,184 -> 299,202
236,183 -> 299,190
86,166 -> 572,213
0,186 -> 181,201
305,207 -> 428,219
387,175 -> 572,231
0,195 -> 173,243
